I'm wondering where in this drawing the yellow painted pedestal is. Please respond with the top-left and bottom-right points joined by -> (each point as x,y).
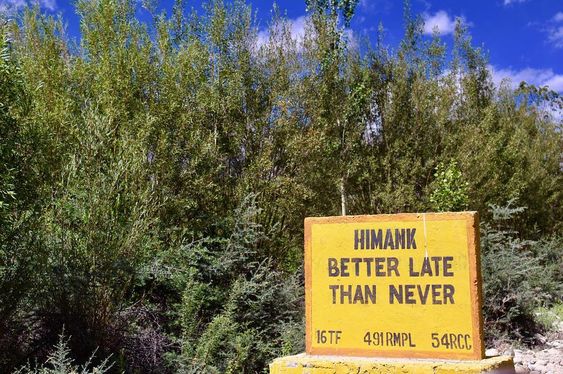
270,354 -> 515,374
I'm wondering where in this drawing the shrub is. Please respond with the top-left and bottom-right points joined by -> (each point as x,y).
481,202 -> 562,344
155,195 -> 304,373
14,330 -> 113,374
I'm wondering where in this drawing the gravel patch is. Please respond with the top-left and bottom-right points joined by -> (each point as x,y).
511,340 -> 563,374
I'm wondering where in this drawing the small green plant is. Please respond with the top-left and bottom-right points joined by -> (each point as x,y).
14,331 -> 113,374
534,303 -> 563,331
430,160 -> 469,212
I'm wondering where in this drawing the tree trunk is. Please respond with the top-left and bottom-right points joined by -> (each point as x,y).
340,177 -> 347,216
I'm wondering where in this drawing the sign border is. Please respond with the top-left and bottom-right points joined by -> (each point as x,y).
304,212 -> 484,360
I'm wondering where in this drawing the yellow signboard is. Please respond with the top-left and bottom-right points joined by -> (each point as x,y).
305,212 -> 484,360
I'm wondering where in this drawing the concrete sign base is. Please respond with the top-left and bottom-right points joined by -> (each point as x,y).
269,353 -> 515,374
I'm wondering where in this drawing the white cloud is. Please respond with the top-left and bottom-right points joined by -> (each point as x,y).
41,0 -> 55,10
548,26 -> 563,48
542,103 -> 562,122
489,65 -> 563,92
544,74 -> 563,92
503,0 -> 528,5
343,28 -> 358,49
257,16 -> 307,47
286,16 -> 307,43
0,0 -> 56,14
547,12 -> 563,48
490,64 -> 563,122
422,11 -> 457,36
257,16 -> 357,50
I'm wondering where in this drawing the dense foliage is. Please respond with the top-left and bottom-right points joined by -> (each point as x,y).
0,0 -> 561,372
481,203 -> 562,343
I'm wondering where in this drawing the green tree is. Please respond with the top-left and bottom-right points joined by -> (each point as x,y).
0,0 -> 561,371
305,0 -> 359,26
430,161 -> 469,212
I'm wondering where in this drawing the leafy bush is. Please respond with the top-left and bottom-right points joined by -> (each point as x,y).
481,202 -> 562,343
0,22 -> 47,370
157,195 -> 304,373
430,160 -> 469,212
528,236 -> 563,305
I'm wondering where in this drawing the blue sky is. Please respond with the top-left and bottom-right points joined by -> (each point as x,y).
1,0 -> 562,92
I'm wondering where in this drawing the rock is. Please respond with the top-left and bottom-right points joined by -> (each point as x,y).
490,334 -> 563,373
546,340 -> 563,348
485,348 -> 499,357
534,333 -> 548,344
